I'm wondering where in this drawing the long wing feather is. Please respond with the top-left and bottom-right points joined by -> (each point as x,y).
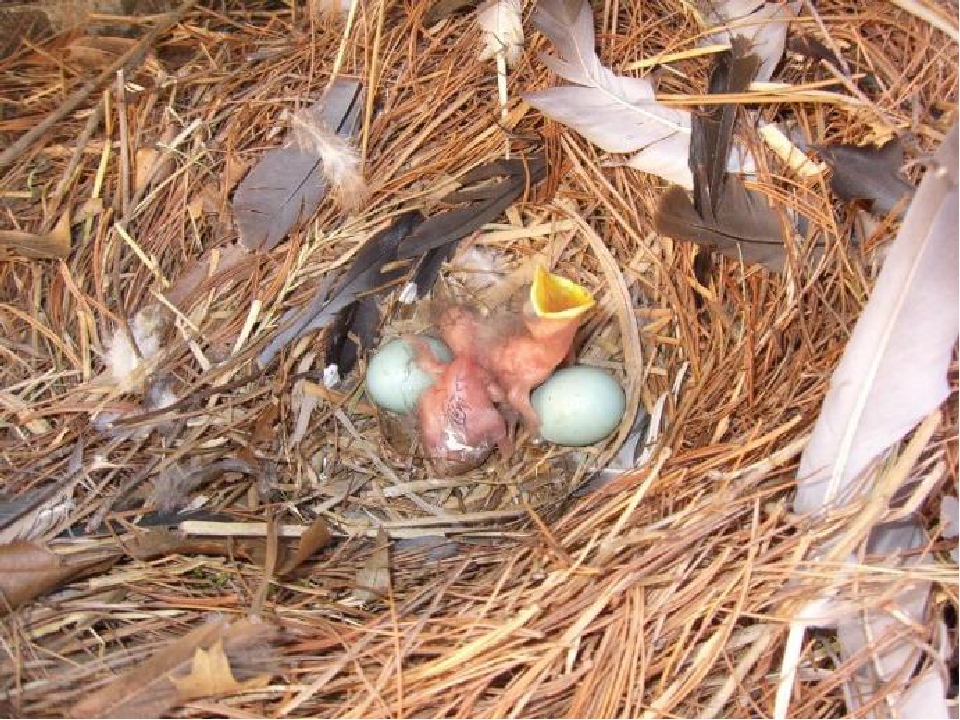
794,125 -> 959,513
691,37 -> 759,217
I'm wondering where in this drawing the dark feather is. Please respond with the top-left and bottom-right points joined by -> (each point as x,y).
325,295 -> 381,376
656,42 -> 786,272
690,37 -> 759,219
258,155 -> 547,369
233,79 -> 362,251
411,244 -> 458,299
257,212 -> 422,367
397,155 -> 547,258
334,211 -> 425,294
815,139 -> 914,216
656,185 -> 786,271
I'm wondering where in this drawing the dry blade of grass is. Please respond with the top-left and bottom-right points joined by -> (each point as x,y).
0,0 -> 955,717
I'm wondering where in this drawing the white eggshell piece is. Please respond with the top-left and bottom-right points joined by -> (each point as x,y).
531,365 -> 625,446
365,336 -> 452,414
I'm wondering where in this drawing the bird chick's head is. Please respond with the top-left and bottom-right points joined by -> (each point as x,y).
524,265 -> 595,337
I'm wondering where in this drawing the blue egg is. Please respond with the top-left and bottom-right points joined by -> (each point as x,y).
365,336 -> 452,414
531,365 -> 625,446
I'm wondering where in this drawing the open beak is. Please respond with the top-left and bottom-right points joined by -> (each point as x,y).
529,265 -> 595,320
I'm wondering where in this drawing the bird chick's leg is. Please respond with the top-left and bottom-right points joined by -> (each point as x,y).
402,334 -> 446,379
507,384 -> 540,433
497,433 -> 514,461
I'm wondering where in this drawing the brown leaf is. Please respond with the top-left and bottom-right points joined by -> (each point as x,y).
278,516 -> 333,576
354,529 -> 391,603
0,541 -> 117,616
65,36 -> 137,68
120,528 -> 233,561
163,242 -> 250,312
70,617 -> 277,719
134,147 -> 160,194
0,212 -> 71,260
424,0 -> 478,24
171,639 -> 270,701
251,401 -> 280,444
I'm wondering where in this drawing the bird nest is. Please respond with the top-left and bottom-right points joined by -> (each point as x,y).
0,0 -> 956,716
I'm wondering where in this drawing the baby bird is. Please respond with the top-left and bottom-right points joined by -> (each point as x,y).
437,266 -> 595,431
405,335 -> 510,473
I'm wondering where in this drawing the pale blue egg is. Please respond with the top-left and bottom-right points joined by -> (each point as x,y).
365,336 -> 452,413
531,365 -> 625,446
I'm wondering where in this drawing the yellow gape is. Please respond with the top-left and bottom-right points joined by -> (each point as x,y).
529,265 -> 595,319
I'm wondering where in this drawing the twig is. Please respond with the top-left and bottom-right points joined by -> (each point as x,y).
0,0 -> 198,171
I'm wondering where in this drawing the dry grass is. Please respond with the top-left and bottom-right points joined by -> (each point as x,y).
0,0 -> 957,716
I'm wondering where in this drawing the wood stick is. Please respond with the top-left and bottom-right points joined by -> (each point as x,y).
0,0 -> 198,172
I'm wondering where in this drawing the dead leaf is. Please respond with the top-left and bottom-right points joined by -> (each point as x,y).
120,528 -> 233,561
70,617 -> 276,718
0,541 -> 117,616
251,401 -> 280,444
0,212 -> 71,260
79,197 -> 104,220
65,36 -> 137,68
171,639 -> 270,701
278,515 -> 332,576
187,183 -> 220,222
224,154 -> 251,192
162,242 -> 250,312
354,529 -> 391,603
134,147 -> 159,193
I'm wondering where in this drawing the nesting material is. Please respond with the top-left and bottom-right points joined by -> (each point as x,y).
0,0 -> 956,717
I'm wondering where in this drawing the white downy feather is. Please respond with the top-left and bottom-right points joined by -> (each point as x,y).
105,304 -> 164,388
701,0 -> 800,82
477,0 -> 524,67
794,126 -> 958,514
289,108 -> 366,211
523,0 -> 691,186
450,246 -> 508,292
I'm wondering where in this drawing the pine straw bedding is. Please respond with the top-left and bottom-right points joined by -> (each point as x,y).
0,0 -> 956,716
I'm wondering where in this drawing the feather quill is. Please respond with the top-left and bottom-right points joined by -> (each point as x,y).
794,126 -> 958,513
477,0 -> 524,67
523,0 -> 691,186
